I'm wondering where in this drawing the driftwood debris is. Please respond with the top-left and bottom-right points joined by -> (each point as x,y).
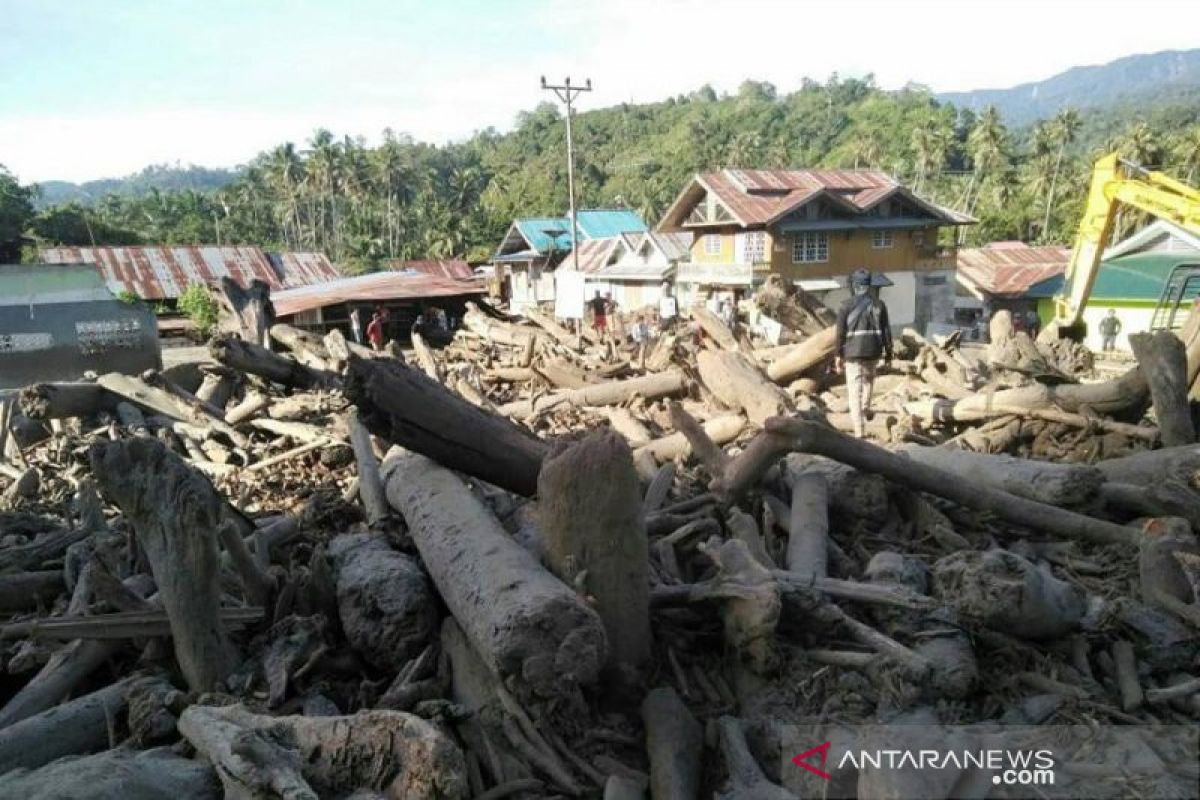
4,289 -> 1200,798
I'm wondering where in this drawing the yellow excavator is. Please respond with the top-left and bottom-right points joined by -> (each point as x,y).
1053,152 -> 1200,336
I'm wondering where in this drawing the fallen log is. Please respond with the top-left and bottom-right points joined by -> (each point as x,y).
786,472 -> 829,578
347,357 -> 548,497
1095,444 -> 1200,487
269,323 -> 333,371
764,326 -> 837,383
1130,331 -> 1195,447
524,307 -> 579,350
463,303 -> 548,348
641,687 -> 702,800
0,607 -> 264,640
899,445 -> 1105,507
0,747 -> 220,800
95,372 -> 246,446
905,398 -> 1159,441
0,526 -> 89,574
0,677 -> 134,773
210,333 -> 337,390
383,451 -> 607,703
18,382 -> 118,420
537,430 -> 650,675
219,276 -> 272,346
697,418 -> 1138,546
498,370 -> 688,417
0,570 -> 64,612
347,408 -> 389,525
697,350 -> 793,426
688,304 -> 738,351
91,438 -> 239,691
411,331 -> 442,382
179,703 -> 468,800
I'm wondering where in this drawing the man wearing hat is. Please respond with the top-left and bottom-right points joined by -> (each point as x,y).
835,269 -> 893,438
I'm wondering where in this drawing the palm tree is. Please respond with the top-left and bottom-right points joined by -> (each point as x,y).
266,144 -> 304,249
1117,121 -> 1161,168
1041,108 -> 1081,241
1173,125 -> 1200,182
847,131 -> 883,169
963,106 -> 1008,217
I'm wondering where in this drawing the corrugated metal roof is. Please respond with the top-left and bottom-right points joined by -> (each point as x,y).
268,251 -> 341,288
1030,252 -> 1199,302
40,245 -> 280,300
514,217 -> 575,254
40,246 -> 339,300
568,238 -> 622,274
956,243 -> 1070,297
272,271 -> 485,317
575,209 -> 648,239
641,231 -> 693,261
382,259 -> 475,280
659,169 -> 973,230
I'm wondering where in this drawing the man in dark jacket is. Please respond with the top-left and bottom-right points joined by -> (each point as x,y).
835,268 -> 893,437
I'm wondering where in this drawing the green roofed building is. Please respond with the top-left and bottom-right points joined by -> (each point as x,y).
1030,221 -> 1200,352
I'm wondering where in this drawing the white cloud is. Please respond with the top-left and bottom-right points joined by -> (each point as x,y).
2,0 -> 1196,183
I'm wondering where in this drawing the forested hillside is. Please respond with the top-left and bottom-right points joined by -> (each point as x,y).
8,74 -> 1200,271
33,164 -> 238,208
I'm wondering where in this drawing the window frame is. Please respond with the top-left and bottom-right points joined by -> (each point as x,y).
740,231 -> 766,263
871,230 -> 895,249
704,233 -> 722,256
791,232 -> 829,264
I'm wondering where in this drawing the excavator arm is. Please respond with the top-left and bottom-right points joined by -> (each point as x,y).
1053,153 -> 1200,328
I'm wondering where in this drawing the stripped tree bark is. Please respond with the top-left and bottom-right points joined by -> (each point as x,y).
765,326 -> 838,384
383,451 -> 607,703
90,439 -> 239,691
537,430 -> 650,675
1130,330 -> 1195,447
697,350 -> 793,426
498,370 -> 688,418
210,334 -> 338,390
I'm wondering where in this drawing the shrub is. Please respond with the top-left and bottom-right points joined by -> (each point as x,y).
177,284 -> 220,337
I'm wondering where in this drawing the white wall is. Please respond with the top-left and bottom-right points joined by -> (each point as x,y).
1078,305 -> 1157,353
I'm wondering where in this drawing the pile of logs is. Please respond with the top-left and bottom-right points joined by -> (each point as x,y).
1,287 -> 1199,799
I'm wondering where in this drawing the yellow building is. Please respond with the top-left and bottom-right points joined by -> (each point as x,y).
657,169 -> 974,332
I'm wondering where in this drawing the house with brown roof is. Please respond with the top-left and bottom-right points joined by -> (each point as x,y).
954,241 -> 1070,330
657,168 -> 973,331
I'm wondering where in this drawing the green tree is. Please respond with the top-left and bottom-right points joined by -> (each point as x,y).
1041,108 -> 1081,241
176,284 -> 220,337
0,165 -> 34,262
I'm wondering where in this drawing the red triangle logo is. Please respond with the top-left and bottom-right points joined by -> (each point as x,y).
792,741 -> 832,780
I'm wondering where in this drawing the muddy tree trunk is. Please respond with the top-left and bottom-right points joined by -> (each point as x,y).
346,408 -> 389,525
18,383 -> 118,419
689,305 -> 738,351
347,357 -> 548,497
219,276 -> 273,346
633,415 -> 745,464
537,431 -> 650,676
1095,444 -> 1200,487
1130,331 -> 1195,447
90,439 -> 238,691
697,350 -> 793,426
900,445 -> 1105,507
642,687 -> 702,800
269,323 -> 333,371
765,326 -> 838,383
383,451 -> 607,703
787,472 -> 829,578
498,370 -> 688,417
210,334 -> 338,390
0,678 -> 133,773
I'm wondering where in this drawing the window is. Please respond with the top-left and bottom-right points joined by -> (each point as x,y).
740,231 -> 766,263
704,234 -> 722,255
872,230 -> 895,249
791,232 -> 829,264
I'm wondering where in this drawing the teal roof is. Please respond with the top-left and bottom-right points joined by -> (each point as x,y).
512,209 -> 647,255
1029,252 -> 1200,302
514,217 -> 574,253
576,209 -> 648,239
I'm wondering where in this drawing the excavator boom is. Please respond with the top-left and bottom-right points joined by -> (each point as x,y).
1053,154 -> 1200,329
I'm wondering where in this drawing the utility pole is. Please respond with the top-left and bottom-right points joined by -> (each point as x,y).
541,76 -> 592,273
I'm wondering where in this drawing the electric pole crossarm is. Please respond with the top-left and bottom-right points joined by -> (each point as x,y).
540,76 -> 592,275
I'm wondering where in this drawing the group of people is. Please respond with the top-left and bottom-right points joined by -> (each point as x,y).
349,304 -> 454,352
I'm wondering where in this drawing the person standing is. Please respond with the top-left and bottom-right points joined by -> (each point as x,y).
835,269 -> 893,438
588,290 -> 608,335
1099,308 -> 1122,352
349,307 -> 363,344
366,312 -> 384,351
659,282 -> 677,325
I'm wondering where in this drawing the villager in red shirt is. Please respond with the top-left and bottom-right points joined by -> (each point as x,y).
366,312 -> 384,351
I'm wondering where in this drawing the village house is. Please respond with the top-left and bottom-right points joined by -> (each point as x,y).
656,169 -> 973,332
1029,220 -> 1200,352
955,241 -> 1071,334
490,209 -> 647,312
554,230 -> 692,318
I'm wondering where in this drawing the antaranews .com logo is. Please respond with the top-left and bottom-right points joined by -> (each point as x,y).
781,724 -> 1199,799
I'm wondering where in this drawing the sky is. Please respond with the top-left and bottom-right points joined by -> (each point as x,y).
0,0 -> 1196,183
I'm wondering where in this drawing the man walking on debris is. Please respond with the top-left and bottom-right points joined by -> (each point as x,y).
1099,308 -> 1121,352
835,268 -> 893,438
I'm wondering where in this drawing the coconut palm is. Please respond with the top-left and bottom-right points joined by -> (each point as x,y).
1041,108 -> 1081,242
